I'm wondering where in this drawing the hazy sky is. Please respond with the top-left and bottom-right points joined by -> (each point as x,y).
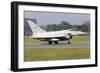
24,11 -> 90,25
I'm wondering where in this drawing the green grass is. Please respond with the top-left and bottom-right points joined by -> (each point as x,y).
71,35 -> 90,42
24,35 -> 90,62
24,48 -> 90,62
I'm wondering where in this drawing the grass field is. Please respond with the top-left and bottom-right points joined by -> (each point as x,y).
24,48 -> 90,62
70,35 -> 90,42
24,35 -> 90,62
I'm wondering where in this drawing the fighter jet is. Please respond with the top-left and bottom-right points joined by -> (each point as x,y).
27,20 -> 87,44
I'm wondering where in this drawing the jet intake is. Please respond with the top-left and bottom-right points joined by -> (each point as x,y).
68,33 -> 72,39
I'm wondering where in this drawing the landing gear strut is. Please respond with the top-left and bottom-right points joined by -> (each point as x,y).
48,41 -> 52,44
55,41 -> 58,44
48,41 -> 58,44
68,39 -> 71,44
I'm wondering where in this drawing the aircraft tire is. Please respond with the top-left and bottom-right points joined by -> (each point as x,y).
55,41 -> 58,44
48,41 -> 52,44
68,40 -> 70,44
68,41 -> 70,44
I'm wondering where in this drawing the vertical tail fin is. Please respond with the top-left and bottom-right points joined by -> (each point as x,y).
27,20 -> 46,35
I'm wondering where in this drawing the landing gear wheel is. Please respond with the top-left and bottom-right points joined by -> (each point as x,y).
55,41 -> 58,44
48,41 -> 52,44
68,40 -> 70,44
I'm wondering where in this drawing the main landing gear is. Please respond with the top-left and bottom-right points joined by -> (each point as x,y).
48,41 -> 58,44
48,41 -> 52,44
48,40 -> 70,44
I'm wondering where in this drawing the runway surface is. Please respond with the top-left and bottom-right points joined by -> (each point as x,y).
24,42 -> 90,49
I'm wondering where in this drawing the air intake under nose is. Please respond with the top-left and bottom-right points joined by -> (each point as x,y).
67,33 -> 72,39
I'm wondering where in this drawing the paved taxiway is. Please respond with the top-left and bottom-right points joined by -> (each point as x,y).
24,42 -> 90,49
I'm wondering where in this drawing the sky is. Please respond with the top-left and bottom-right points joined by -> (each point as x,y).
24,11 -> 90,25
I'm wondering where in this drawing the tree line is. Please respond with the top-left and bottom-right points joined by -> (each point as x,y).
40,21 -> 90,34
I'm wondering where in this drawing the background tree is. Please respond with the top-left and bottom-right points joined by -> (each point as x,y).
81,21 -> 90,34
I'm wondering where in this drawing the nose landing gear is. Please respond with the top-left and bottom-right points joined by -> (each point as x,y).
68,39 -> 71,44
